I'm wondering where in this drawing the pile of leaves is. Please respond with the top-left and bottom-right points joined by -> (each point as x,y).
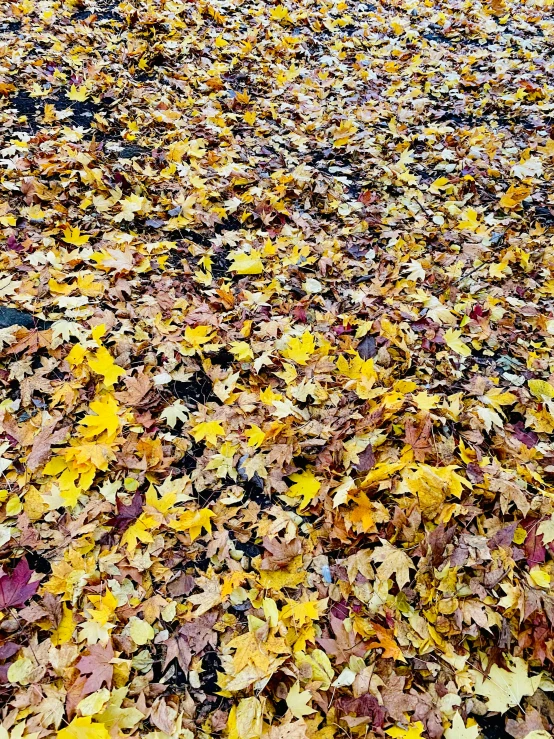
0,0 -> 554,736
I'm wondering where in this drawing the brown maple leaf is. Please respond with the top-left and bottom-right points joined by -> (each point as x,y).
260,536 -> 302,570
77,640 -> 114,695
162,611 -> 218,672
27,418 -> 70,471
115,372 -> 153,406
317,615 -> 367,665
404,414 -> 433,462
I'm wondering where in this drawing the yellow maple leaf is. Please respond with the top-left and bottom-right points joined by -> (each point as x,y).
67,344 -> 87,367
281,332 -> 316,365
58,717 -> 109,739
121,514 -> 156,554
259,565 -> 306,591
347,491 -> 376,533
87,588 -> 118,625
245,425 -> 265,448
332,119 -> 358,147
170,508 -> 214,542
428,176 -> 450,194
270,4 -> 292,21
230,340 -> 254,361
114,193 -> 148,222
229,250 -> 264,275
444,713 -> 480,739
77,273 -> 104,297
63,442 -> 116,472
499,183 -> 533,209
288,469 -> 321,510
260,386 -> 283,404
183,325 -> 216,350
145,484 -> 177,515
286,682 -> 316,718
457,207 -> 481,231
62,225 -> 89,245
191,420 -> 225,445
48,278 -> 73,295
484,387 -> 517,412
444,328 -> 471,357
67,84 -> 89,102
78,395 -> 121,439
230,697 -> 263,739
489,261 -> 509,279
87,346 -> 126,387
281,600 -> 321,627
470,656 -> 541,713
386,723 -> 424,739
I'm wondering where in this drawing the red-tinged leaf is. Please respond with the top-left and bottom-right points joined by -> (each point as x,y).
521,517 -> 546,566
0,642 -> 20,660
0,559 -> 39,609
77,641 -> 114,694
107,492 -> 143,532
338,693 -> 385,727
509,421 -> 538,449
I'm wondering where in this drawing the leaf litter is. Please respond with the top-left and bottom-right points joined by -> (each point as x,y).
0,0 -> 554,736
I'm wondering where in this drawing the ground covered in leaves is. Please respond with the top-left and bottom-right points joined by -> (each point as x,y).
0,0 -> 554,737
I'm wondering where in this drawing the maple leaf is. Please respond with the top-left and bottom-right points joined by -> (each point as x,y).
57,717 -> 110,739
27,419 -> 70,471
457,207 -> 481,231
233,697 -> 263,739
444,713 -> 481,739
87,346 -> 126,387
183,325 -> 216,350
245,424 -> 265,448
470,656 -> 542,714
66,82 -> 89,101
62,225 -> 89,245
120,514 -> 156,554
286,682 -> 316,719
0,559 -> 39,609
161,400 -> 189,428
113,193 -> 149,222
261,536 -> 302,570
170,508 -> 214,542
371,540 -> 414,590
77,641 -> 114,695
114,373 -> 151,406
78,395 -> 121,439
386,723 -> 424,739
367,623 -> 406,662
281,332 -> 316,365
281,600 -> 321,627
228,249 -> 263,275
317,615 -> 367,665
188,575 -> 222,616
107,492 -> 143,532
191,420 -> 225,445
287,469 -> 321,510
404,415 -> 432,462
444,328 -> 471,357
